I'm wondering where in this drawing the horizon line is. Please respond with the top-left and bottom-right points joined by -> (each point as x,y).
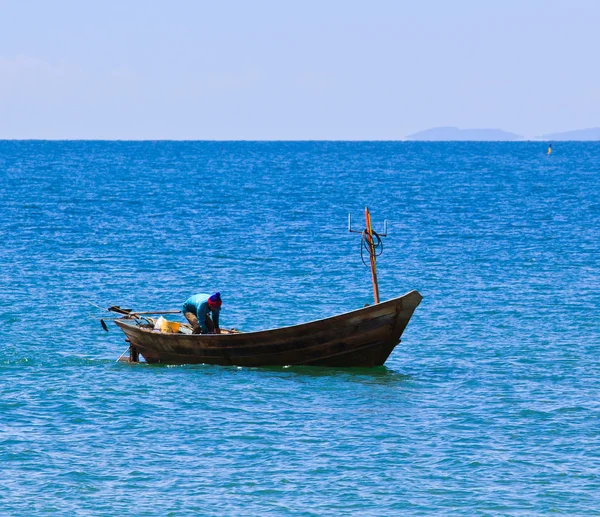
0,137 -> 569,143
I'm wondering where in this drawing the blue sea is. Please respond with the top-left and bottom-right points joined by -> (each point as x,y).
1,141 -> 599,515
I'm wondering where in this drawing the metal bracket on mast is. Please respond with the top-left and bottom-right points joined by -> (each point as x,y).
348,207 -> 388,304
348,214 -> 387,236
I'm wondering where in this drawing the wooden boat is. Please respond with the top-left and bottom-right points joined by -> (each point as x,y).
114,290 -> 422,367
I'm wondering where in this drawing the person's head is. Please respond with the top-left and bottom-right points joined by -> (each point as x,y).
208,292 -> 222,310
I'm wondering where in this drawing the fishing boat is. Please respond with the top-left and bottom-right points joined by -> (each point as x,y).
103,207 -> 422,367
113,290 -> 422,367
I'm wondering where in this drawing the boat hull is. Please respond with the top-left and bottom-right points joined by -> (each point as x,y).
114,290 -> 422,367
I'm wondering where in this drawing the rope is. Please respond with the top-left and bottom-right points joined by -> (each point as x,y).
116,347 -> 130,362
360,229 -> 384,267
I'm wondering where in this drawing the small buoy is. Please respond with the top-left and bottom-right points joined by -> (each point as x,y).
100,319 -> 109,332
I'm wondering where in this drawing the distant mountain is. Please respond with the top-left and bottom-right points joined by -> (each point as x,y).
406,126 -> 523,141
540,127 -> 600,141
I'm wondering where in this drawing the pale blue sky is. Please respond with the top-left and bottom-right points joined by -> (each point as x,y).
1,0 -> 598,139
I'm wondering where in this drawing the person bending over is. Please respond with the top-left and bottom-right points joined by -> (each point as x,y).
182,292 -> 222,334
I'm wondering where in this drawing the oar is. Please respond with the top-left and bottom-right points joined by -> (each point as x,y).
92,303 -> 242,335
92,315 -> 150,332
127,310 -> 182,315
98,307 -> 182,332
107,305 -> 181,316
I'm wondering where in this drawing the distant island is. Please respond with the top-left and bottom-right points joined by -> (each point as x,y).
539,127 -> 600,141
405,126 -> 523,141
405,126 -> 600,141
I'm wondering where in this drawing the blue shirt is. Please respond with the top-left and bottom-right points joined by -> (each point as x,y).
182,293 -> 220,333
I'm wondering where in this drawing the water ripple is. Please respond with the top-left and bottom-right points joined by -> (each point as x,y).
1,141 -> 599,515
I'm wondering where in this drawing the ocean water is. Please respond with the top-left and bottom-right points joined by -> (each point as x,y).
1,141 -> 599,515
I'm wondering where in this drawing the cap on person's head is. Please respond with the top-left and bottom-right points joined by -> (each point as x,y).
208,292 -> 222,308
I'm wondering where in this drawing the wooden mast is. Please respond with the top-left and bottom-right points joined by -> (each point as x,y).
365,207 -> 380,304
349,207 -> 387,305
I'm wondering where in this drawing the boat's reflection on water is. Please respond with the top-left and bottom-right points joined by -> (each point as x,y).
139,361 -> 413,385
264,365 -> 412,384
211,364 -> 413,386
